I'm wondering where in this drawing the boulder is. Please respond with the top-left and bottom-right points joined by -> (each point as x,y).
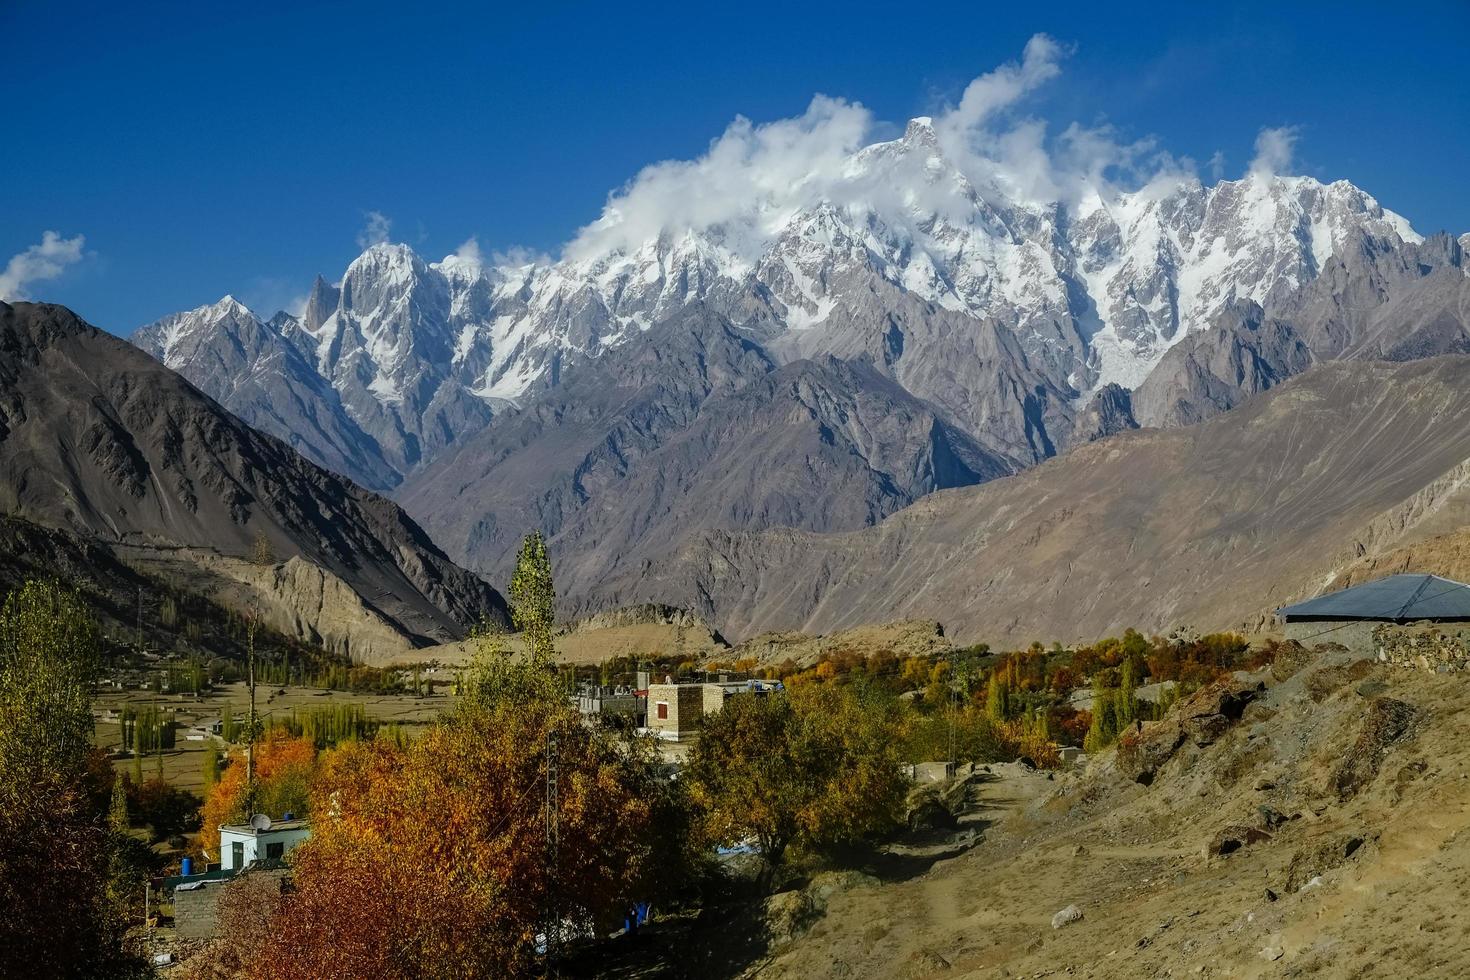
1205,824 -> 1273,858
1051,905 -> 1084,929
1118,674 -> 1263,783
763,889 -> 819,946
1183,712 -> 1233,746
1116,725 -> 1185,785
1331,697 -> 1417,800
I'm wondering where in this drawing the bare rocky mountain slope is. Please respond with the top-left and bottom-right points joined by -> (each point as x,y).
401,306 -> 1010,591
0,301 -> 508,661
1130,233 -> 1470,428
579,356 -> 1470,644
748,643 -> 1470,978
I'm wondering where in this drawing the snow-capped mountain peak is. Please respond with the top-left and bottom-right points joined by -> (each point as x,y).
134,123 -> 1423,484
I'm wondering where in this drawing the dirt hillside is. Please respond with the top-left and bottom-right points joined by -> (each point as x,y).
757,644 -> 1470,978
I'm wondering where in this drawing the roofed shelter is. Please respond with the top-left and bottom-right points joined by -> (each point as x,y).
1278,573 -> 1470,654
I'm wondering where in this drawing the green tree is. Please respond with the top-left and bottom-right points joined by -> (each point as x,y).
1117,656 -> 1139,728
509,530 -> 556,661
689,684 -> 908,887
0,581 -> 145,976
109,774 -> 131,833
202,740 -> 221,790
985,675 -> 1011,723
1083,673 -> 1120,754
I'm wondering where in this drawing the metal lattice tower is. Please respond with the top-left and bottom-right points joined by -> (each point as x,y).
544,731 -> 560,974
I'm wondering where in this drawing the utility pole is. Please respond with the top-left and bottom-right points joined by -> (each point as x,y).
544,730 -> 560,976
245,613 -> 258,788
948,671 -> 957,772
136,587 -> 144,651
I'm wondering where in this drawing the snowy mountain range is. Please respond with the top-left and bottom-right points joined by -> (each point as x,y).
132,115 -> 1421,494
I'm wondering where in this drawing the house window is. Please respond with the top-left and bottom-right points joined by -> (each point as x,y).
231,841 -> 244,868
266,841 -> 285,861
656,702 -> 668,720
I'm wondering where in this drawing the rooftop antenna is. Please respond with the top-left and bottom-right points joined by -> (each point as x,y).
249,813 -> 273,832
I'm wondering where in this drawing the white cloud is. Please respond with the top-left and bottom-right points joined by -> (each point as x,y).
452,236 -> 482,264
357,210 -> 393,249
562,34 -> 1235,261
1208,150 -> 1226,182
566,94 -> 873,261
1249,126 -> 1299,178
0,231 -> 87,301
933,34 -> 1065,149
241,275 -> 309,319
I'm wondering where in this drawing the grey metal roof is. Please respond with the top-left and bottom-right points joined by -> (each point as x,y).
1279,573 -> 1470,622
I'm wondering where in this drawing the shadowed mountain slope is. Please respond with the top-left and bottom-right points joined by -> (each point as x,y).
0,302 -> 508,655
400,307 -> 1012,594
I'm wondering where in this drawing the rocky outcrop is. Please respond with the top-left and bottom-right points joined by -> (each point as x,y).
1370,623 -> 1470,672
1330,697 -> 1417,800
1131,301 -> 1311,428
1117,673 -> 1264,785
1071,384 -> 1138,443
1133,234 -> 1469,428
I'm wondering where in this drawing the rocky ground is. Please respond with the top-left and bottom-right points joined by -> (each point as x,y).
690,641 -> 1469,978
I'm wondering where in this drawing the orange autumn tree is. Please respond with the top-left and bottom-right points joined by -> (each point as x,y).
243,635 -> 682,979
199,731 -> 316,853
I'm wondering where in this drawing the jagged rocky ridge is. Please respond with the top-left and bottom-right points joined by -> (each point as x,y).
133,122 -> 1422,492
0,301 -> 508,659
401,305 -> 1011,589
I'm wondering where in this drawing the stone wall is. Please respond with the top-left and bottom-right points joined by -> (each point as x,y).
1371,622 -> 1470,672
1283,621 -> 1379,657
172,881 -> 224,940
1285,620 -> 1470,671
172,868 -> 289,941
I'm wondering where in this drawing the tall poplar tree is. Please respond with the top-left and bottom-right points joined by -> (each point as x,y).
509,530 -> 557,663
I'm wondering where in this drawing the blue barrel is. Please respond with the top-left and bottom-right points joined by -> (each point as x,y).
181,857 -> 193,877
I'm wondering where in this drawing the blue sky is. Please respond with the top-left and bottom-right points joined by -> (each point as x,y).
3,0 -> 1467,333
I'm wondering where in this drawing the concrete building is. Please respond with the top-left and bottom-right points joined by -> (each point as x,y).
647,683 -> 707,740
575,685 -> 645,726
219,818 -> 311,871
645,678 -> 783,740
1278,573 -> 1470,655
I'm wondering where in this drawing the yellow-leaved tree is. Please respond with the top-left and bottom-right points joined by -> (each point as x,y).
0,581 -> 146,976
240,552 -> 686,978
688,683 -> 908,888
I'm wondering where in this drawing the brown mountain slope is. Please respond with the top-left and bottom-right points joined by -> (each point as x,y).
0,302 -> 508,657
578,357 -> 1470,644
754,646 -> 1470,978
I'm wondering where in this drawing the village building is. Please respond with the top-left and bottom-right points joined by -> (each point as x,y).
1278,573 -> 1470,656
575,684 -> 645,727
218,817 -> 312,871
645,677 -> 782,740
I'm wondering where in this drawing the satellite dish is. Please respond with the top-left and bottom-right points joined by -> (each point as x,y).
249,813 -> 273,832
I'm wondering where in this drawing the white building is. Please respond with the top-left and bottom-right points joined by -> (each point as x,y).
218,818 -> 311,871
